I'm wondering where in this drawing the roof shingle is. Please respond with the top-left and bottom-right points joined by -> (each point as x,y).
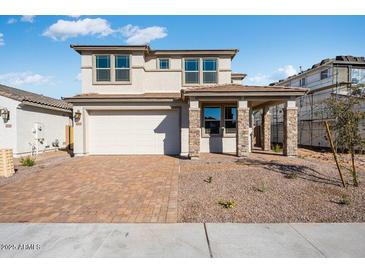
0,83 -> 72,111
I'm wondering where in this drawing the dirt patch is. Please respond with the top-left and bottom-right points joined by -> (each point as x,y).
178,151 -> 365,223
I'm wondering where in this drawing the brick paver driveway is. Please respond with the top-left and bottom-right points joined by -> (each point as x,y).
0,156 -> 179,223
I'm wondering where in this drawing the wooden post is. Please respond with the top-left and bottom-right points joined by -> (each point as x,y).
324,121 -> 346,187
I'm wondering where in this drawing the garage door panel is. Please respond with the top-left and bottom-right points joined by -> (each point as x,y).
88,110 -> 180,155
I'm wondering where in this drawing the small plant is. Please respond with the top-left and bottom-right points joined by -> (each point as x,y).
338,194 -> 351,206
20,156 -> 36,167
272,144 -> 283,153
256,182 -> 268,193
204,176 -> 213,184
285,172 -> 298,179
218,200 -> 236,209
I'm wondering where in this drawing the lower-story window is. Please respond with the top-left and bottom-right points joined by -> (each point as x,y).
203,105 -> 237,136
203,106 -> 221,135
224,106 -> 237,134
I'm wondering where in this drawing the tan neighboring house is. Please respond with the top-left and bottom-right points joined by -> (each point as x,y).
64,45 -> 307,158
269,56 -> 365,148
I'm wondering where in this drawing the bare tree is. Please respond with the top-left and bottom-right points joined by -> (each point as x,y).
325,84 -> 365,187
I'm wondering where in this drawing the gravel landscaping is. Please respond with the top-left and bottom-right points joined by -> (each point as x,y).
0,151 -> 72,186
178,150 -> 365,223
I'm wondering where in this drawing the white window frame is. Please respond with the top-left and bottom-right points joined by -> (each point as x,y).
202,58 -> 218,84
115,54 -> 131,82
158,58 -> 170,70
95,54 -> 111,83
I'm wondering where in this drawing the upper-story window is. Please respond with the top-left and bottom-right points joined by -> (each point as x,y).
351,68 -> 365,84
159,58 -> 170,70
115,55 -> 130,82
185,59 -> 199,84
320,69 -> 329,80
203,59 -> 217,84
96,55 -> 111,82
299,77 -> 306,87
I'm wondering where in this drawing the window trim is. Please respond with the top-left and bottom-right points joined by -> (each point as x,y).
201,104 -> 237,138
202,58 -> 218,84
223,105 -> 237,136
299,77 -> 306,87
202,105 -> 222,136
92,54 -> 132,85
158,58 -> 170,70
320,69 -> 329,80
183,58 -> 200,85
95,54 -> 111,83
115,54 -> 131,82
182,57 -> 219,86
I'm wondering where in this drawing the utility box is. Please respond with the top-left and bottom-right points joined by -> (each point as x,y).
0,149 -> 15,177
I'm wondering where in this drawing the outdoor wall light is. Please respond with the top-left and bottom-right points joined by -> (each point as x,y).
74,110 -> 82,121
1,108 -> 10,123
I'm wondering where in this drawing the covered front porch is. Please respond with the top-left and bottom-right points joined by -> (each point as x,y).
182,84 -> 307,159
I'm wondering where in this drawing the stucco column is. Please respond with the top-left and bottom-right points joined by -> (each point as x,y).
262,106 -> 271,151
237,99 -> 250,157
283,100 -> 298,156
188,98 -> 200,159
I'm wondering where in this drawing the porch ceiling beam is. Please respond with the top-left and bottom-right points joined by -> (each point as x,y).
252,100 -> 286,111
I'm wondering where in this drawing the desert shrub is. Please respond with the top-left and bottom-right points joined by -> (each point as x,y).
338,194 -> 351,205
285,172 -> 298,179
218,200 -> 236,209
256,182 -> 268,193
204,176 -> 213,184
272,144 -> 283,153
20,156 -> 35,167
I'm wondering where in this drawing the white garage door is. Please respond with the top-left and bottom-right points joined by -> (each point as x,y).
88,110 -> 180,155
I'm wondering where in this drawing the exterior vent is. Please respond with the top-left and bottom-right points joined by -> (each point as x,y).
0,149 -> 15,178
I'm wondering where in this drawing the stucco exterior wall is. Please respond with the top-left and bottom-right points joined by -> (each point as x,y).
80,53 -> 233,94
200,137 -> 236,153
0,96 -> 18,154
16,106 -> 71,156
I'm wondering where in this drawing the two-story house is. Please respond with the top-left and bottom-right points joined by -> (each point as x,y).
64,45 -> 306,158
269,56 -> 365,148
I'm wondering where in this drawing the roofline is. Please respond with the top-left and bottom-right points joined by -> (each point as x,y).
231,73 -> 247,80
70,44 -> 151,54
19,101 -> 72,114
70,44 -> 239,57
272,57 -> 365,86
150,49 -> 239,57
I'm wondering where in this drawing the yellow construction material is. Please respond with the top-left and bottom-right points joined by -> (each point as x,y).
0,149 -> 15,177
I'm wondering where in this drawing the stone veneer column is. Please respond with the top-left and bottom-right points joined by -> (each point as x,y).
262,106 -> 272,151
283,100 -> 298,156
188,99 -> 200,159
236,99 -> 250,157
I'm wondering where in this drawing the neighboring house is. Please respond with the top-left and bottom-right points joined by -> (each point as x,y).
267,56 -> 365,148
0,84 -> 73,157
64,45 -> 306,158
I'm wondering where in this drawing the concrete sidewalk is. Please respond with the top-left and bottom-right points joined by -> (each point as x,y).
0,223 -> 364,258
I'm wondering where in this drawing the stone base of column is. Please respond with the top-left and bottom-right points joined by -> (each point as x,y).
188,108 -> 201,159
237,107 -> 250,157
262,107 -> 271,151
283,108 -> 298,156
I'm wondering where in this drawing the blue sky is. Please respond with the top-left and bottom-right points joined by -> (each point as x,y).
0,16 -> 364,99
